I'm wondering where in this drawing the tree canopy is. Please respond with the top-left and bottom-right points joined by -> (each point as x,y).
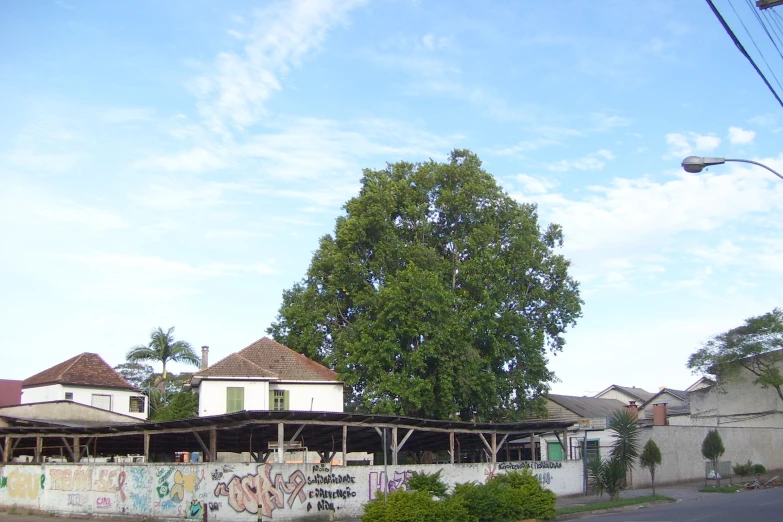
127,326 -> 200,380
687,308 -> 783,400
268,150 -> 582,421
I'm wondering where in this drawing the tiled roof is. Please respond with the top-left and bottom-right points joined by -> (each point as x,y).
195,337 -> 339,382
22,353 -> 138,391
547,394 -> 627,419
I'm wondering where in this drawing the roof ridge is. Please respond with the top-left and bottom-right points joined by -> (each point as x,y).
59,353 -> 87,381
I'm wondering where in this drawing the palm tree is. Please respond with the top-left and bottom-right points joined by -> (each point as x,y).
127,327 -> 200,381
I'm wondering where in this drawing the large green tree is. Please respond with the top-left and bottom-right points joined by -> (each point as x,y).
127,326 -> 200,381
687,308 -> 783,400
268,150 -> 582,420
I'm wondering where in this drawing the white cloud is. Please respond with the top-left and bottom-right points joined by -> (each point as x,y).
728,126 -> 756,145
516,174 -> 558,194
546,149 -> 615,172
136,148 -> 230,173
191,0 -> 367,133
664,131 -> 721,158
70,253 -> 278,278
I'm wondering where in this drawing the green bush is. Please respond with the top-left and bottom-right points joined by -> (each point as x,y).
406,470 -> 449,498
753,464 -> 767,475
451,470 -> 555,522
733,460 -> 754,479
361,489 -> 468,522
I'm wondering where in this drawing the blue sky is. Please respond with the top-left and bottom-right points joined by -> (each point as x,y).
2,0 -> 783,398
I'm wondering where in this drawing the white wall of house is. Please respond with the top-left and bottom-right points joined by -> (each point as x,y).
198,379 -> 270,416
21,385 -> 147,420
541,429 -> 617,461
270,382 -> 344,412
595,389 -> 640,404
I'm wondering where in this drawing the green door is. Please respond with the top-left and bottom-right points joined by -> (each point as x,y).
547,440 -> 564,461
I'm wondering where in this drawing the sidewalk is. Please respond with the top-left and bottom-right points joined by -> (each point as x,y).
556,478 -> 713,509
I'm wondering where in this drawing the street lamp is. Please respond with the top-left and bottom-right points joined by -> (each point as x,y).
681,156 -> 783,181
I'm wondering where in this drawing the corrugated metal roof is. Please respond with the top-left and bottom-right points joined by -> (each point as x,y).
546,394 -> 627,419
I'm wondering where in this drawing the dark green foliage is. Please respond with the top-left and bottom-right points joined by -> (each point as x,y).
609,409 -> 641,478
269,150 -> 582,421
639,439 -> 663,496
127,326 -> 200,380
702,429 -> 726,486
360,489 -> 467,522
733,460 -> 754,479
452,470 -> 556,522
153,391 -> 198,421
114,362 -> 156,390
587,457 -> 626,501
406,470 -> 448,498
688,308 -> 783,401
753,463 -> 766,475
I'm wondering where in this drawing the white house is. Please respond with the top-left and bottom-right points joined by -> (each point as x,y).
593,384 -> 655,407
21,353 -> 148,420
190,337 -> 344,416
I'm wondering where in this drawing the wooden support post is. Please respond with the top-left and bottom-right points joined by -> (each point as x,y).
209,427 -> 217,463
491,432 -> 497,464
449,432 -> 455,464
144,431 -> 150,463
193,432 -> 210,461
563,430 -> 569,460
342,425 -> 348,467
2,436 -> 9,463
531,433 -> 537,462
73,437 -> 81,463
277,423 -> 285,464
391,426 -> 398,465
35,436 -> 43,463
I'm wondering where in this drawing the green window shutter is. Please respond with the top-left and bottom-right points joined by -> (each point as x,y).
283,390 -> 290,411
547,441 -> 564,461
226,387 -> 244,413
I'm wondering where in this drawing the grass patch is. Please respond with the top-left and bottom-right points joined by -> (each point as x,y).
699,484 -> 742,493
556,495 -> 675,516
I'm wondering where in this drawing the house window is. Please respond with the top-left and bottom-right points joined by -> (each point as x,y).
129,396 -> 146,413
226,387 -> 244,413
270,389 -> 289,411
65,392 -> 74,400
91,394 -> 112,411
578,439 -> 600,462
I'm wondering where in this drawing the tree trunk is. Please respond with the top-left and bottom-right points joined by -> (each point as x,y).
651,468 -> 656,496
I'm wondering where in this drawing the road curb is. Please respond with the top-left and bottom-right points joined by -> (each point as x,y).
556,499 -> 676,520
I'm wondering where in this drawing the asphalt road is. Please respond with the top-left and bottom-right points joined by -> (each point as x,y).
578,487 -> 783,521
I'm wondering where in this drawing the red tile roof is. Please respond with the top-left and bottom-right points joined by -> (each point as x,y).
22,353 -> 139,391
196,337 -> 339,382
0,380 -> 22,407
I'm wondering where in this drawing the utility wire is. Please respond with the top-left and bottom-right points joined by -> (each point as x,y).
744,0 -> 783,63
705,0 -> 783,108
727,0 -> 783,93
762,9 -> 783,52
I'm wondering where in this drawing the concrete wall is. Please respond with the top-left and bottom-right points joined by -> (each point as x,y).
0,402 -> 143,425
198,380 -> 343,417
541,430 -> 616,461
21,386 -> 147,420
630,425 -> 783,488
689,370 -> 783,427
0,460 -> 582,520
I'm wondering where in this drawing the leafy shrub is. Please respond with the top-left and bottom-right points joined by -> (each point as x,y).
406,470 -> 449,499
733,460 -> 754,479
361,489 -> 468,522
753,464 -> 767,475
451,470 -> 555,522
588,456 -> 626,501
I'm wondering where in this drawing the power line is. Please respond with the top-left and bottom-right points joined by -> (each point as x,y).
727,0 -> 783,93
705,0 -> 783,108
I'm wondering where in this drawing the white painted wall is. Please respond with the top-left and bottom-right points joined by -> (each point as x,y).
541,429 -> 616,461
270,382 -> 343,413
689,369 -> 783,427
594,389 -> 644,404
0,460 -> 582,520
198,379 -> 270,416
21,385 -> 147,420
197,380 -> 343,416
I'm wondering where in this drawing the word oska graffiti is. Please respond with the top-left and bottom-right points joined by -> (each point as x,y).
4,469 -> 45,500
498,461 -> 562,470
96,497 -> 112,509
367,470 -> 413,500
49,468 -> 127,501
213,463 -> 306,518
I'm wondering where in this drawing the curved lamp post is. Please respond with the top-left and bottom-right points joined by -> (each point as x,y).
681,156 -> 783,181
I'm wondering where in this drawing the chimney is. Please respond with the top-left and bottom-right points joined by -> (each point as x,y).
201,346 -> 209,371
653,403 -> 668,426
624,400 -> 639,418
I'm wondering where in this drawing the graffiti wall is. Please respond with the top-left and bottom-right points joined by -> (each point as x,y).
0,460 -> 581,521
